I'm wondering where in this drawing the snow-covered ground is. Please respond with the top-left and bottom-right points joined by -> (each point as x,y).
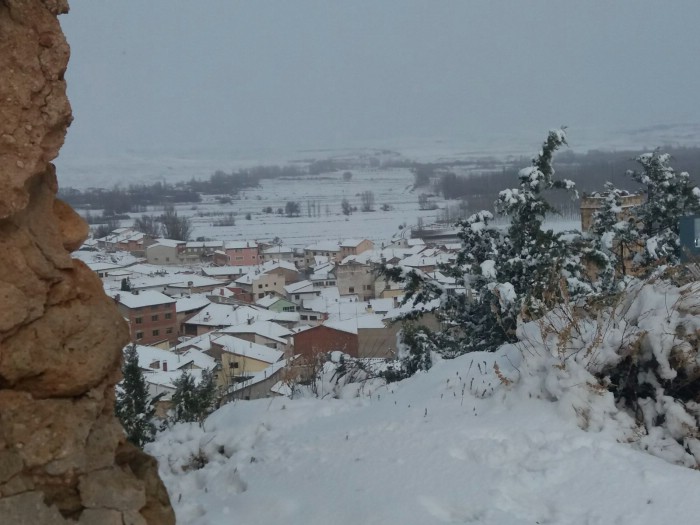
76,165 -> 583,249
149,347 -> 700,525
181,168 -> 442,247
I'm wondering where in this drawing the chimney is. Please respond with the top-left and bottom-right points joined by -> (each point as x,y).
162,361 -> 168,372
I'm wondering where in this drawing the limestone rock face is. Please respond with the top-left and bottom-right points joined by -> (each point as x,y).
0,1 -> 175,523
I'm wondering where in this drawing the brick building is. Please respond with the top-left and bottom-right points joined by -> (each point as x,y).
115,290 -> 178,346
292,324 -> 359,361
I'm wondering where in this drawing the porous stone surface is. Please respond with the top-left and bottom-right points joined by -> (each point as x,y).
0,0 -> 175,522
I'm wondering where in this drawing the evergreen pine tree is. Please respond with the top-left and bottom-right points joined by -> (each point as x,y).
171,371 -> 199,423
170,369 -> 217,425
115,344 -> 157,448
627,152 -> 700,268
588,183 -> 642,288
384,129 -> 587,358
196,369 -> 217,422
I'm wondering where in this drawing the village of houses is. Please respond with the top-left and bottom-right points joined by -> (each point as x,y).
80,227 -> 461,410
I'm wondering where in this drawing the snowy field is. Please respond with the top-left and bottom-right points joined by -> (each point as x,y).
149,350 -> 700,525
58,125 -> 700,247
180,168 -> 443,247
70,164 -> 583,248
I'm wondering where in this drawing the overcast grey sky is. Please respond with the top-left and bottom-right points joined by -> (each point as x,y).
60,1 -> 700,159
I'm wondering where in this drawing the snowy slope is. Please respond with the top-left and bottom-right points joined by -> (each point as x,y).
148,349 -> 700,525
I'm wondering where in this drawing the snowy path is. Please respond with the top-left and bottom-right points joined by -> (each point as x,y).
149,354 -> 700,525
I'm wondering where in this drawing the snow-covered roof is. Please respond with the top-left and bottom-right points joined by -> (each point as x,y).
129,344 -> 216,373
209,287 -> 237,298
400,249 -> 452,269
234,272 -> 258,286
84,252 -> 132,269
124,263 -> 191,276
369,298 -> 395,313
185,304 -> 273,327
265,311 -> 301,324
174,332 -> 218,353
325,311 -> 387,329
178,348 -> 217,370
175,296 -> 211,314
185,241 -> 224,249
213,335 -> 284,364
305,241 -> 341,252
220,320 -> 292,344
201,266 -> 251,278
228,359 -> 290,394
263,245 -> 293,254
255,294 -> 289,308
114,290 -> 175,309
319,320 -> 358,335
99,229 -> 146,244
167,276 -> 222,289
149,238 -> 185,249
340,238 -> 368,248
290,324 -> 314,334
260,260 -> 299,273
224,240 -> 258,249
406,238 -> 426,247
349,247 -> 413,265
302,289 -> 346,313
284,280 -> 315,294
86,261 -> 124,272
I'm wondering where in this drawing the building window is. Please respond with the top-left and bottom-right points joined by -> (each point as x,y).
349,287 -> 355,293
166,327 -> 173,334
258,293 -> 265,298
164,313 -> 172,320
135,331 -> 143,340
258,284 -> 263,289
151,305 -> 158,311
135,317 -> 142,324
151,315 -> 158,321
152,329 -> 159,337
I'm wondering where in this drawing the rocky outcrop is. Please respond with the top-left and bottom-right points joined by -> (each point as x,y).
0,1 -> 175,523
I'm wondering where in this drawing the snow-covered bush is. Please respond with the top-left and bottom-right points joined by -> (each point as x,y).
511,277 -> 700,467
290,352 -> 387,400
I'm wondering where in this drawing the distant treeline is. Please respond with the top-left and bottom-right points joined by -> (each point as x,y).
59,165 -> 304,214
415,146 -> 700,215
